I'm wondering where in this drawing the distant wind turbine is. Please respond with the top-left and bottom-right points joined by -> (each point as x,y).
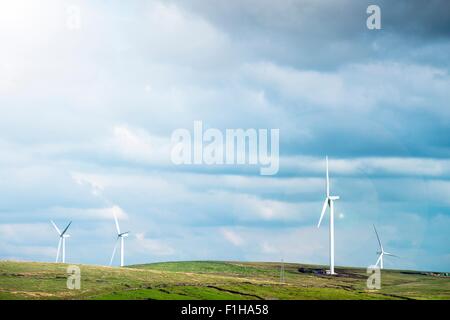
110,212 -> 129,267
317,156 -> 340,275
373,225 -> 397,269
51,220 -> 72,263
280,259 -> 285,284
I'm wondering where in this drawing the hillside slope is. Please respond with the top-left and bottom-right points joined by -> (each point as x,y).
0,261 -> 448,300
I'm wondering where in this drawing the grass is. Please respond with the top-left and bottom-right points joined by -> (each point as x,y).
0,260 -> 449,300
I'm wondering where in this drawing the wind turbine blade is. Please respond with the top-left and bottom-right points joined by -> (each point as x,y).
113,212 -> 121,234
56,238 -> 62,262
317,198 -> 328,228
51,220 -> 61,236
326,156 -> 330,198
375,253 -> 382,267
384,252 -> 399,258
61,221 -> 72,236
373,225 -> 383,251
109,238 -> 119,266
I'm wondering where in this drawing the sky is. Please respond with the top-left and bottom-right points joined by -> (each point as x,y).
0,0 -> 449,272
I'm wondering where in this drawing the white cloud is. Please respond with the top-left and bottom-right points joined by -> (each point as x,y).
49,205 -> 129,221
0,223 -> 52,243
142,1 -> 230,66
0,245 -> 55,261
282,156 -> 450,178
260,242 -> 277,254
72,172 -> 105,196
232,194 -> 302,220
244,61 -> 450,113
110,125 -> 172,165
134,233 -> 175,256
221,229 -> 244,246
223,226 -> 328,264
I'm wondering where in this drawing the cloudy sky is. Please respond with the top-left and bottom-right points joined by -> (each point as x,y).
0,0 -> 449,272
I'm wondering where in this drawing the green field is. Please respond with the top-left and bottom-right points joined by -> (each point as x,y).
0,260 -> 448,300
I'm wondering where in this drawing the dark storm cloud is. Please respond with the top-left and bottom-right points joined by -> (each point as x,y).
379,0 -> 450,38
169,0 -> 450,69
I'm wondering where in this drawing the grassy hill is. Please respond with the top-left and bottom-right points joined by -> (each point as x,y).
0,260 -> 449,300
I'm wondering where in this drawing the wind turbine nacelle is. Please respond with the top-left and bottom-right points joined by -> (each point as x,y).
329,196 -> 340,201
63,234 -> 71,238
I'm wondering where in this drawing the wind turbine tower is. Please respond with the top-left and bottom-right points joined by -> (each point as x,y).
317,156 -> 340,275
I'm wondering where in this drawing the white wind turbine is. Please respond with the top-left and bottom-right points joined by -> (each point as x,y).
373,225 -> 397,269
317,156 -> 340,275
109,212 -> 129,267
51,220 -> 72,263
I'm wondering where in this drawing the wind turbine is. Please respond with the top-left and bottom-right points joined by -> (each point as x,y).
51,220 -> 72,263
110,212 -> 129,267
317,156 -> 340,275
373,225 -> 397,269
